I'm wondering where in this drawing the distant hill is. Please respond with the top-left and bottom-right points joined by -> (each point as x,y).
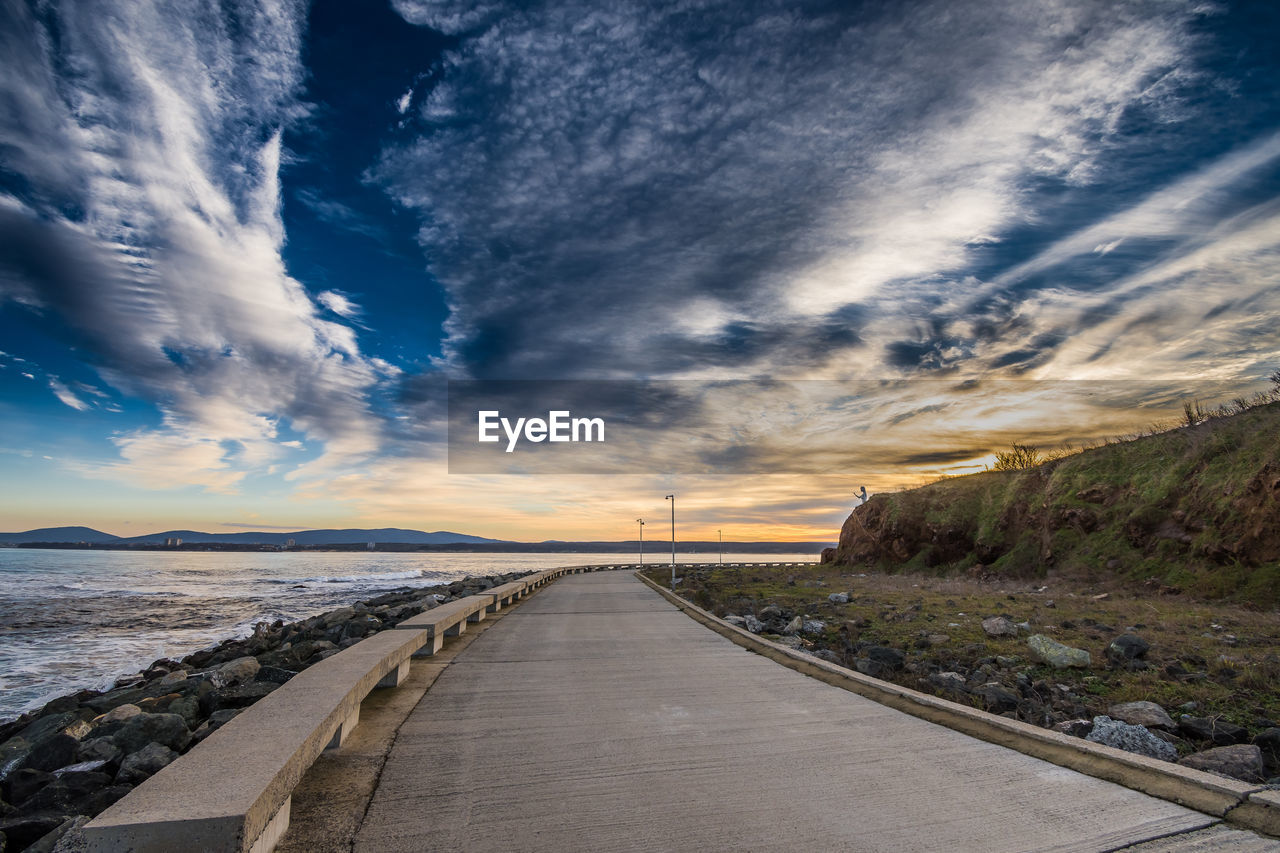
0,526 -> 505,546
0,526 -> 121,544
826,401 -> 1280,605
119,528 -> 507,545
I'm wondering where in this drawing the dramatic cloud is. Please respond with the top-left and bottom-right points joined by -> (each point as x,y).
0,0 -> 393,490
378,0 -> 1245,383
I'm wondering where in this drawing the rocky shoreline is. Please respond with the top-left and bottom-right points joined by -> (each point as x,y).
0,571 -> 530,853
718,593 -> 1280,787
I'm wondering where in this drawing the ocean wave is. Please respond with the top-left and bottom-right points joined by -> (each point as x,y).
263,569 -> 429,585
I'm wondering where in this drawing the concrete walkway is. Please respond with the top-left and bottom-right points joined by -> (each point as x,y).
353,572 -> 1265,852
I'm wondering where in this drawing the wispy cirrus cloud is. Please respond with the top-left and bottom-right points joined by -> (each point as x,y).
380,0 -> 1228,382
0,0 -> 394,490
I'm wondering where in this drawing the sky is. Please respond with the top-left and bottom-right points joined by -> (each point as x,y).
1,0 -> 1278,541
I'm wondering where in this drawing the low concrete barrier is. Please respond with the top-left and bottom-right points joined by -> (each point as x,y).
82,566 -> 598,852
636,571 -> 1280,838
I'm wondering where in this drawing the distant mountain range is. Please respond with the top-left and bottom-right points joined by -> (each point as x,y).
0,526 -> 506,546
0,525 -> 831,553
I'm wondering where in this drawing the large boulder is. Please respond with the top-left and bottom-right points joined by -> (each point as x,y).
115,742 -> 179,785
1178,744 -> 1267,783
1027,635 -> 1091,669
211,657 -> 260,689
0,713 -> 94,782
1085,716 -> 1177,761
109,713 -> 190,755
18,735 -> 79,774
16,770 -> 126,815
1107,701 -> 1174,730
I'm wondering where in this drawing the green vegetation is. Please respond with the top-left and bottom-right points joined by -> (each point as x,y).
831,401 -> 1280,607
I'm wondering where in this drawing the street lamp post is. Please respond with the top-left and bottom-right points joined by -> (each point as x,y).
718,529 -> 723,565
665,494 -> 675,590
636,518 -> 644,564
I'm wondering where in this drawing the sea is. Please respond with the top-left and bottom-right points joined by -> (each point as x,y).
0,548 -> 816,721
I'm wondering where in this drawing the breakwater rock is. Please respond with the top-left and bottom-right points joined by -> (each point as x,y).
0,571 -> 529,853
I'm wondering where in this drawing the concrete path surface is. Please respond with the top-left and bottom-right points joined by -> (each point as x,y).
354,572 -> 1267,852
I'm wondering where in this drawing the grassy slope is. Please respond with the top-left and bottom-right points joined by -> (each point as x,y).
831,402 -> 1280,606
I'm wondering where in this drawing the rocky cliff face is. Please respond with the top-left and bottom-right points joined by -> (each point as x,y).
825,402 -> 1280,604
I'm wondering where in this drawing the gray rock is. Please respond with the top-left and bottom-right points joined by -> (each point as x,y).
1254,728 -> 1280,765
864,646 -> 905,670
0,814 -> 71,851
212,656 -> 260,688
1085,715 -> 1177,761
1178,744 -> 1267,783
743,614 -> 764,634
1,767 -> 55,804
1106,633 -> 1150,663
110,713 -> 190,755
722,615 -> 746,628
341,614 -> 382,640
1108,701 -> 1175,730
853,658 -> 887,677
156,670 -> 188,687
828,592 -> 849,604
205,681 -> 278,713
47,814 -> 91,853
321,606 -> 355,628
981,616 -> 1018,637
35,814 -> 90,853
1054,719 -> 1094,737
1027,634 -> 1092,669
782,616 -> 802,635
801,619 -> 827,635
924,634 -> 951,647
254,665 -> 297,685
94,704 -> 141,726
927,672 -> 968,695
115,742 -> 179,785
74,738 -> 122,767
758,605 -> 781,619
16,770 -> 116,813
974,683 -> 1020,713
167,695 -> 201,726
19,734 -> 79,773
1178,715 -> 1248,746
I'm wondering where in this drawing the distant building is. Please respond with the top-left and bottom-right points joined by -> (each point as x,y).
164,537 -> 183,547
286,538 -> 295,548
367,541 -> 376,551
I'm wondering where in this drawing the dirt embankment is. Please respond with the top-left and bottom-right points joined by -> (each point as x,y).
825,402 -> 1280,606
